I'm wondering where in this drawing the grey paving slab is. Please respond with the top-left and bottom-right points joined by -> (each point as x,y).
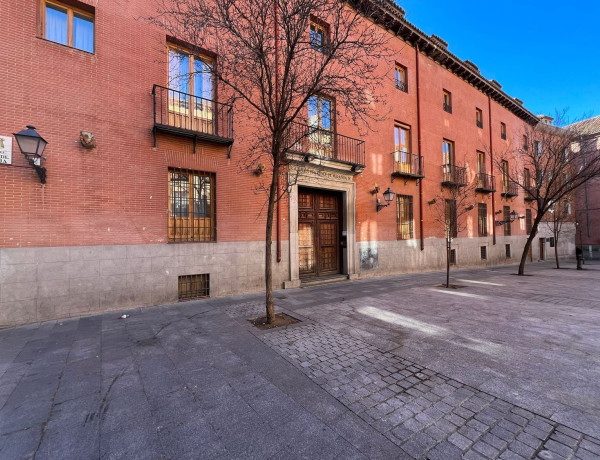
0,260 -> 599,459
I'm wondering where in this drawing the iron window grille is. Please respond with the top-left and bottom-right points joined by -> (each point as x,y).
450,249 -> 457,264
446,199 -> 458,238
395,64 -> 408,92
526,209 -> 532,234
503,206 -> 511,236
480,246 -> 487,260
396,195 -> 414,240
505,244 -> 511,258
178,274 -> 210,300
478,203 -> 488,237
168,168 -> 216,242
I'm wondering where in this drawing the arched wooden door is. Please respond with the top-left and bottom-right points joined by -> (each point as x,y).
298,188 -> 342,279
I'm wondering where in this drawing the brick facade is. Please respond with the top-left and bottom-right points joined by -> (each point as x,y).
0,0 -> 569,326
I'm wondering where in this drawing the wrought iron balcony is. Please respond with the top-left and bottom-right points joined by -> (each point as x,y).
524,191 -> 535,202
501,181 -> 519,197
441,165 -> 466,187
391,151 -> 424,180
283,121 -> 365,171
475,173 -> 495,193
443,103 -> 453,114
152,84 -> 234,149
395,80 -> 408,93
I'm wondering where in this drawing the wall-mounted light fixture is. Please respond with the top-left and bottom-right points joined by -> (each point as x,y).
374,186 -> 395,212
13,125 -> 48,184
495,210 -> 520,226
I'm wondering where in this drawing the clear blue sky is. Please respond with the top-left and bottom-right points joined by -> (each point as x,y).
397,0 -> 600,124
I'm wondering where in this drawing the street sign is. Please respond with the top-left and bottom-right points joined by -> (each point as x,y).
0,136 -> 12,165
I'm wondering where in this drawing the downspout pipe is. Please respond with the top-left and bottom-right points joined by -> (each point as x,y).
416,44 -> 425,251
488,95 -> 496,245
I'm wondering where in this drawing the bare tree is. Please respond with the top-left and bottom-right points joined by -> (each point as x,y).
494,115 -> 600,275
543,198 -> 573,269
428,164 -> 476,288
150,0 -> 390,323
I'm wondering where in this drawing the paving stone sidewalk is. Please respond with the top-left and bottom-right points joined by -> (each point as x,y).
1,260 -> 600,459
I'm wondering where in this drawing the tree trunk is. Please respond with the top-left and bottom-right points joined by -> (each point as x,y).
264,159 -> 280,324
518,216 -> 543,275
446,238 -> 451,288
554,235 -> 560,269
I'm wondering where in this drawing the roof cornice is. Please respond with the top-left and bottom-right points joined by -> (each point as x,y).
358,0 -> 540,125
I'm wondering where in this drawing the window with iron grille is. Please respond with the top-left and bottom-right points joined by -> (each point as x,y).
503,206 -> 511,236
505,244 -> 511,258
480,246 -> 487,260
450,249 -> 456,264
445,199 -> 457,238
526,209 -> 532,234
476,108 -> 483,128
478,203 -> 488,237
396,195 -> 414,239
550,237 -> 555,248
443,90 -> 452,113
178,274 -> 210,300
500,122 -> 507,140
168,168 -> 216,242
395,64 -> 408,92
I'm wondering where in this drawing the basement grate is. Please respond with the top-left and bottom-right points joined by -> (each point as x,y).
178,274 -> 210,301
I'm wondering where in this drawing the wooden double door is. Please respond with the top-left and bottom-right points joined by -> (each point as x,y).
298,188 -> 343,279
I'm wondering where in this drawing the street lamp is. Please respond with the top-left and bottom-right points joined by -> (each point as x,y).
376,187 -> 395,212
495,210 -> 521,226
13,125 -> 48,184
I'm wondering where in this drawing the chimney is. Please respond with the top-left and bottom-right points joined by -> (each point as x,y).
538,115 -> 554,125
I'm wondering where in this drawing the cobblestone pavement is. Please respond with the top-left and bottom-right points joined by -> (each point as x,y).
258,322 -> 600,459
1,260 -> 600,459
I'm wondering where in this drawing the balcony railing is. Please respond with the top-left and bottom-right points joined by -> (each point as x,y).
475,173 -> 495,193
391,151 -> 424,179
441,165 -> 466,187
476,120 -> 484,128
153,84 -> 234,147
395,80 -> 408,93
501,181 -> 519,197
284,121 -> 365,170
524,191 -> 535,202
443,103 -> 453,114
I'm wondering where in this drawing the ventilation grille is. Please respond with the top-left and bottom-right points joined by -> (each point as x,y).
178,274 -> 210,301
505,244 -> 511,258
480,246 -> 487,260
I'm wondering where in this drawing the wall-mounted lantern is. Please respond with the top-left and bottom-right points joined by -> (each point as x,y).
374,186 -> 395,212
495,210 -> 521,226
13,125 -> 48,184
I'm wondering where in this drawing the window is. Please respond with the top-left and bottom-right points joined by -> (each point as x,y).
168,169 -> 216,242
534,141 -> 542,156
43,1 -> 94,53
445,199 -> 458,238
478,203 -> 488,237
549,237 -> 555,248
563,147 -> 569,162
505,244 -> 511,258
395,64 -> 408,92
443,90 -> 452,113
501,160 -> 509,192
310,21 -> 328,53
565,201 -> 572,215
443,140 -> 455,166
523,134 -> 529,150
477,151 -> 486,174
524,168 -> 531,188
480,246 -> 487,260
500,122 -> 507,140
396,195 -> 414,240
394,124 -> 412,173
450,249 -> 457,265
526,209 -> 532,234
307,95 -> 334,156
503,206 -> 511,236
476,108 -> 483,128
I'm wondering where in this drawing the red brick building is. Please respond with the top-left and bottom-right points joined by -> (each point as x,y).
0,0 -> 564,326
570,116 -> 600,257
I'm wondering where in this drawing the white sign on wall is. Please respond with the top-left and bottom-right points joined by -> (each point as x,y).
0,136 -> 12,165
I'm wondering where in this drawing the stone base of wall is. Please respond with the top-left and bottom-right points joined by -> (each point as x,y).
355,232 -> 575,279
0,242 -> 289,328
